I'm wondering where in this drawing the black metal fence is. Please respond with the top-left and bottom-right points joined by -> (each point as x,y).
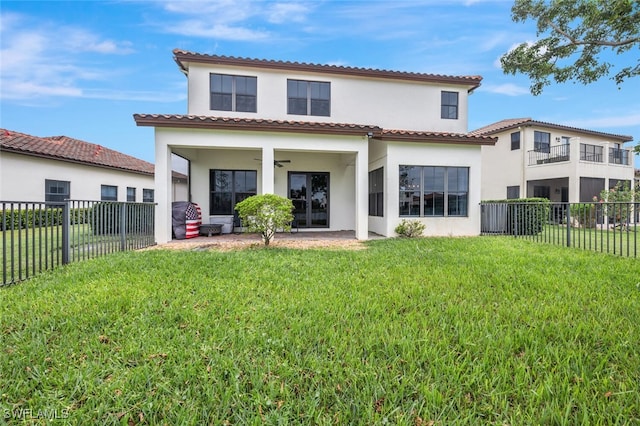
1,200 -> 155,286
481,201 -> 638,258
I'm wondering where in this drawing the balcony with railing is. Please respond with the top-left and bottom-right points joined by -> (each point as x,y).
528,144 -> 570,166
580,143 -> 603,163
609,147 -> 631,165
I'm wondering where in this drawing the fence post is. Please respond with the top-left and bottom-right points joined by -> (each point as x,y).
62,202 -> 70,265
565,202 -> 571,248
120,203 -> 127,251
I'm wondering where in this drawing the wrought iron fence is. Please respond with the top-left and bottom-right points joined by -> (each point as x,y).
481,201 -> 638,258
1,200 -> 155,287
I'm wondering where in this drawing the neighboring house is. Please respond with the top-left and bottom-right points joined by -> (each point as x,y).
135,49 -> 496,244
472,118 -> 634,203
0,129 -> 182,203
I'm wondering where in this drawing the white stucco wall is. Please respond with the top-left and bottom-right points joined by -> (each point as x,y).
368,140 -> 483,237
0,151 -> 154,202
153,127 -> 370,243
185,63 -> 470,133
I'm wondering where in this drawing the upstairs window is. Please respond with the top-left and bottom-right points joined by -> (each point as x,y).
440,91 -> 458,119
287,79 -> 330,116
101,185 -> 117,201
210,73 -> 257,112
143,189 -> 154,203
510,132 -> 520,150
45,179 -> 70,202
534,131 -> 550,153
127,187 -> 136,202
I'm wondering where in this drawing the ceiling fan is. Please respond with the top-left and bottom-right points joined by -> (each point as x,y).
254,158 -> 291,168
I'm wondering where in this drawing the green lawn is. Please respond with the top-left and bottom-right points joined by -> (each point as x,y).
1,237 -> 639,424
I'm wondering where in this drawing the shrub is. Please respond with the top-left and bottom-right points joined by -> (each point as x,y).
235,194 -> 294,246
569,203 -> 598,228
394,219 -> 426,238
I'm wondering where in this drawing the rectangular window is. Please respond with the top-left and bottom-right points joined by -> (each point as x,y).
534,131 -> 550,153
440,91 -> 459,119
210,170 -> 257,215
510,132 -> 520,150
210,73 -> 257,112
101,185 -> 117,201
287,79 -> 330,116
399,166 -> 468,217
507,186 -> 520,199
368,168 -> 384,217
580,143 -> 603,162
45,179 -> 70,202
127,187 -> 136,202
143,189 -> 154,203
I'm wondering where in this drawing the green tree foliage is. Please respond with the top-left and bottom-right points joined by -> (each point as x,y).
235,194 -> 294,246
501,0 -> 640,95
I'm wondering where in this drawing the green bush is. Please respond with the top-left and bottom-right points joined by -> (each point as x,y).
394,219 -> 426,237
235,194 -> 294,246
482,198 -> 550,236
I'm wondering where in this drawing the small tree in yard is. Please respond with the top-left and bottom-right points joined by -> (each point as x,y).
235,194 -> 294,246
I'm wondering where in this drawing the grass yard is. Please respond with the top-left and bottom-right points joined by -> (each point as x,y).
1,237 -> 639,424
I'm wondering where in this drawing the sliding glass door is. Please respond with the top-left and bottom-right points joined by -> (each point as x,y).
288,172 -> 329,228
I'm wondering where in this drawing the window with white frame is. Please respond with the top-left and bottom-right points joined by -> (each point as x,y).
210,73 -> 257,112
399,166 -> 468,217
287,79 -> 330,116
45,180 -> 70,202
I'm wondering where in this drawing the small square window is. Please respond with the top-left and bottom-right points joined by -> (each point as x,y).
101,185 -> 118,201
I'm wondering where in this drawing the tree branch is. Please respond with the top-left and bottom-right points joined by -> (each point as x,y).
548,20 -> 640,47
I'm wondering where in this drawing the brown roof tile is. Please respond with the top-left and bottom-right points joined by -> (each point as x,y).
378,129 -> 497,145
0,129 -> 154,175
470,118 -> 633,142
134,114 -> 381,136
133,114 -> 495,146
173,49 -> 483,90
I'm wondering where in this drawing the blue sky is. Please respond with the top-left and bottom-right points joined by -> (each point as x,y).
1,0 -> 638,169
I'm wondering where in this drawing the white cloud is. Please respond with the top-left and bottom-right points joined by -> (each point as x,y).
565,113 -> 640,129
266,3 -> 311,24
0,12 -> 136,101
481,83 -> 530,96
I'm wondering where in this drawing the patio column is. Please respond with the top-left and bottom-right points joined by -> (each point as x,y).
355,147 -> 369,240
155,142 -> 172,244
261,147 -> 274,194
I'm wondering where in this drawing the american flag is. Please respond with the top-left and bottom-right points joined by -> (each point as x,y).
185,203 -> 201,239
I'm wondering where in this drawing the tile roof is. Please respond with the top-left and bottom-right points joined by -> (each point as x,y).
134,114 -> 382,136
470,118 -> 633,142
378,129 -> 497,145
133,114 -> 496,146
0,129 -> 154,175
173,49 -> 483,90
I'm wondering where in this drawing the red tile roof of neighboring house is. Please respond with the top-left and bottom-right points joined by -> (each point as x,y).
0,129 -> 154,175
470,118 -> 633,142
172,49 -> 483,91
133,114 -> 496,146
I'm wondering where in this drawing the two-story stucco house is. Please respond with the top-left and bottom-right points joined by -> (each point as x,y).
473,118 -> 634,202
135,49 -> 496,244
